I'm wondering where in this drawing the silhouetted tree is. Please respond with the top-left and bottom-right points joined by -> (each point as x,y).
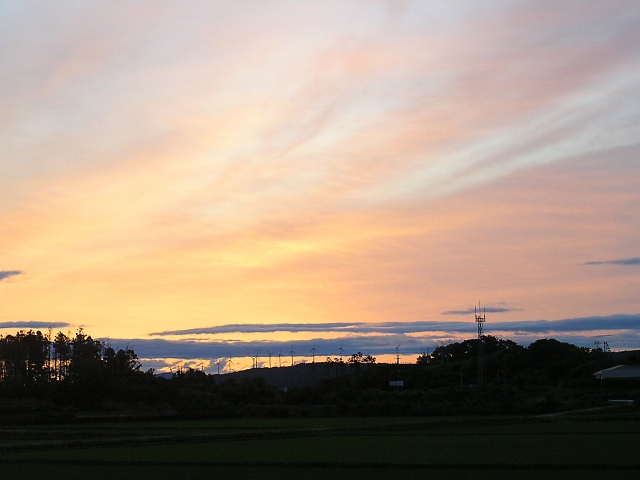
104,346 -> 141,373
52,332 -> 71,382
347,352 -> 376,364
0,330 -> 50,387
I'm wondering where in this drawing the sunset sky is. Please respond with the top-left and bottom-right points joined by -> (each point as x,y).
1,1 -> 639,372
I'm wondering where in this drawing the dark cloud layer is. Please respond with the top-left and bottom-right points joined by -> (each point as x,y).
0,321 -> 70,330
0,270 -> 23,281
105,335 -> 428,360
152,322 -> 373,336
151,321 -> 478,336
584,257 -> 640,265
136,314 -> 640,360
152,314 -> 640,337
486,314 -> 640,333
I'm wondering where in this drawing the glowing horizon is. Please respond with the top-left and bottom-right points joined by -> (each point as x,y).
1,2 -> 640,372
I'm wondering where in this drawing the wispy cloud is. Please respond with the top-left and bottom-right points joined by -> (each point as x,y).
0,270 -> 23,281
584,257 -> 640,266
1,2 -> 639,341
442,306 -> 520,315
0,321 -> 69,330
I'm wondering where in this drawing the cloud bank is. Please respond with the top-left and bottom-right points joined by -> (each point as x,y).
442,306 -> 521,315
0,321 -> 70,330
584,257 -> 640,266
106,336 -> 430,361
134,314 -> 640,364
152,314 -> 640,338
0,270 -> 23,281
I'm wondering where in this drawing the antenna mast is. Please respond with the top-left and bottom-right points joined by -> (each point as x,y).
475,302 -> 486,384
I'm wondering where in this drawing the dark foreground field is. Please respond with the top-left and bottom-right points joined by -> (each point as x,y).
1,406 -> 639,479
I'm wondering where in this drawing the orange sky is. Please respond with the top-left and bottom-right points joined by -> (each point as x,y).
1,1 -> 640,370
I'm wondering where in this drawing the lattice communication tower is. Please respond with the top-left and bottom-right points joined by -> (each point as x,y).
475,303 -> 486,384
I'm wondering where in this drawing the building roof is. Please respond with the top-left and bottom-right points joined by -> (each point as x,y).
594,365 -> 640,379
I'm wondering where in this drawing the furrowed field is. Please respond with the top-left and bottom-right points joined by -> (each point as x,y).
1,407 -> 639,479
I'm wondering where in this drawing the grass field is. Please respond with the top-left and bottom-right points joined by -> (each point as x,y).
1,407 -> 639,479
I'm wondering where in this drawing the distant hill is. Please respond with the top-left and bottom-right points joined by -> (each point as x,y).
610,350 -> 640,362
160,347 -> 640,388
213,362 -> 325,389
212,361 -> 392,389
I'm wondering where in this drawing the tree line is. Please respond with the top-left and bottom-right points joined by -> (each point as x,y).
0,328 -> 141,403
0,328 -> 637,420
